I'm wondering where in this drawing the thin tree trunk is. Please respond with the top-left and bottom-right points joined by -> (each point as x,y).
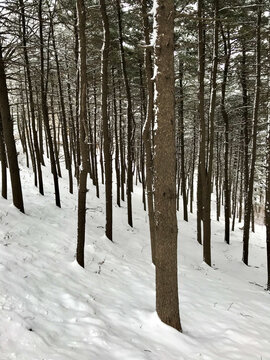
19,0 -> 44,195
203,0 -> 219,265
50,89 -> 62,178
76,0 -> 89,267
221,27 -> 231,244
139,61 -> 146,211
178,59 -> 188,222
266,119 -> 270,290
141,0 -> 155,264
21,78 -> 37,183
118,79 -> 125,202
0,114 -> 7,199
25,91 -> 36,173
197,0 -> 205,247
74,7 -> 80,181
65,54 -> 78,182
242,6 -> 261,265
100,0 -> 112,241
39,0 -> 61,208
51,17 -> 73,194
216,131 -> 221,221
93,71 -> 100,198
112,67 -> 121,207
190,115 -> 197,214
232,148 -> 240,231
116,0 -> 133,227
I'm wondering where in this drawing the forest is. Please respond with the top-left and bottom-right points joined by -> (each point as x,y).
0,0 -> 270,359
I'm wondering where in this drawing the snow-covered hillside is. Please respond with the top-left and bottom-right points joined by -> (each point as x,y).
0,153 -> 269,360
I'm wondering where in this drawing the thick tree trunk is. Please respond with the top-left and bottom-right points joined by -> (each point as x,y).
0,45 -> 24,213
153,0 -> 182,332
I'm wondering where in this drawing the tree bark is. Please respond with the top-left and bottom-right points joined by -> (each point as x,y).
242,6 -> 261,265
141,0 -> 155,264
93,71 -> 100,198
0,113 -> 7,199
112,67 -> 121,207
221,27 -> 231,245
51,17 -> 73,194
178,59 -> 188,222
153,0 -> 182,332
19,0 -> 44,196
0,45 -> 24,212
76,0 -> 89,267
266,119 -> 270,290
116,0 -> 133,227
100,0 -> 112,241
39,0 -> 61,208
197,0 -> 205,247
203,0 -> 219,265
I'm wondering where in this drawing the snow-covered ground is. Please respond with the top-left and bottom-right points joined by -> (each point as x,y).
0,151 -> 269,360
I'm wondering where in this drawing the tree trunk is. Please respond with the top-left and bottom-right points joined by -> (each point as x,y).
266,122 -> 270,290
221,27 -> 231,244
100,0 -> 112,241
197,0 -> 205,247
76,0 -> 89,267
39,0 -> 61,208
19,0 -> 44,195
51,17 -> 73,194
178,59 -> 188,222
141,0 -> 155,264
153,0 -> 182,332
112,67 -> 121,207
0,113 -> 7,199
203,0 -> 219,265
242,7 -> 261,265
116,0 -> 133,227
0,45 -> 24,213
93,71 -> 100,198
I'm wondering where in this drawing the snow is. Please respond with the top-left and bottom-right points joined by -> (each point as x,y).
0,149 -> 270,360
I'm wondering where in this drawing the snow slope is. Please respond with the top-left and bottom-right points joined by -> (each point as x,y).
0,152 -> 269,360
